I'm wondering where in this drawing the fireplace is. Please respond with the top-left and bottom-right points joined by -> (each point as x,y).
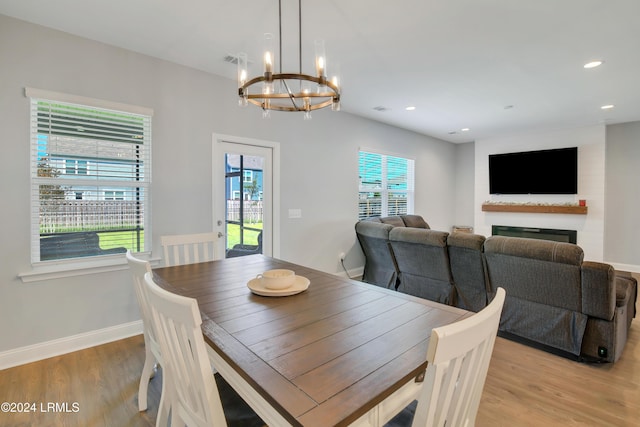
492,225 -> 577,244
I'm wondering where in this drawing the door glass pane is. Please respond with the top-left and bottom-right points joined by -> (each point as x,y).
225,154 -> 264,258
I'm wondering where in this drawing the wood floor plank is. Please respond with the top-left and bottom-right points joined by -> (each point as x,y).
0,336 -> 158,427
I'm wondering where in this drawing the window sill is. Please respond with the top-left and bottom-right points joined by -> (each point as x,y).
18,253 -> 161,283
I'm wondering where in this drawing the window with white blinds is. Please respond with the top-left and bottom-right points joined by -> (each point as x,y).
27,88 -> 152,262
358,150 -> 415,220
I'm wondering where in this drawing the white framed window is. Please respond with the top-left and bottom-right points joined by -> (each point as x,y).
27,88 -> 153,262
358,149 -> 414,220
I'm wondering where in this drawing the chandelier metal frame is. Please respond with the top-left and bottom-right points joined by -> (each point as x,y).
237,0 -> 340,114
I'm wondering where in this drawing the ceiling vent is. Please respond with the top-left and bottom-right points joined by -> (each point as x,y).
224,54 -> 241,65
225,54 -> 254,66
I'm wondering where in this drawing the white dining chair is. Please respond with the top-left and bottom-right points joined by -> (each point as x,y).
126,251 -> 170,424
160,232 -> 218,267
143,271 -> 264,427
385,287 -> 506,427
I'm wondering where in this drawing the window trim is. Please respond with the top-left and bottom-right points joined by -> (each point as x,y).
18,252 -> 162,283
25,88 -> 153,117
24,87 -> 153,270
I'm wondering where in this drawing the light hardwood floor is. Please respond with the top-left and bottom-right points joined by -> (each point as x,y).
1,311 -> 638,426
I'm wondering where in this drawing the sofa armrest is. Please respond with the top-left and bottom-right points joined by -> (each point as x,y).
581,261 -> 616,320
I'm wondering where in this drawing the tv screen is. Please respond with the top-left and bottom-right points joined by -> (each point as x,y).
489,147 -> 578,194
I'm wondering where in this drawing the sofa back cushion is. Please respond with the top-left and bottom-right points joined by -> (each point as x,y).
389,228 -> 453,304
364,214 -> 429,229
400,215 -> 430,229
484,236 -> 583,310
447,232 -> 487,312
484,236 -> 589,355
355,221 -> 397,289
378,216 -> 406,227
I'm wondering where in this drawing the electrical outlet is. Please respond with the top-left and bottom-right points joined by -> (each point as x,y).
339,252 -> 346,262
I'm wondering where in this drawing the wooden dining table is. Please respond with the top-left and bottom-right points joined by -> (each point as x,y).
152,254 -> 471,427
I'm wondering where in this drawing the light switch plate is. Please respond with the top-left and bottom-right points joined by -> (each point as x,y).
288,208 -> 302,219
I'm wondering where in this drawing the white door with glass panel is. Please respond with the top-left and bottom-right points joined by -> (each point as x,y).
212,135 -> 278,259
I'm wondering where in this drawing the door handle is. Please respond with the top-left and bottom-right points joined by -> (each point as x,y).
218,232 -> 224,238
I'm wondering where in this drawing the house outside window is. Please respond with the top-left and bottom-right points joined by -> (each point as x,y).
104,190 -> 125,201
358,149 -> 415,220
66,159 -> 87,175
28,88 -> 153,262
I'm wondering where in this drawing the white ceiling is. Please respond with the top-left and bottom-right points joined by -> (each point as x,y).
2,0 -> 639,143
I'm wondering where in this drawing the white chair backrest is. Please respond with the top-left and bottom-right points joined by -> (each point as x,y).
412,287 -> 506,427
126,251 -> 157,349
143,272 -> 227,427
160,232 -> 218,267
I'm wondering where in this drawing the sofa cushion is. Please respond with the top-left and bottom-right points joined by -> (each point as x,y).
389,227 -> 447,247
447,232 -> 487,312
400,215 -> 430,229
363,216 -> 383,223
378,216 -> 406,227
447,232 -> 485,251
484,235 -> 583,266
484,236 -> 584,307
389,228 -> 453,304
356,220 -> 393,239
355,221 -> 397,289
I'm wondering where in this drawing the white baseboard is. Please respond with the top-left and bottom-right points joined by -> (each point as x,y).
0,320 -> 143,371
334,266 -> 364,281
608,262 -> 640,274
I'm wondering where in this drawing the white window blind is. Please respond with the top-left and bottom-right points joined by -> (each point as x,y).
358,150 -> 415,220
28,90 -> 152,262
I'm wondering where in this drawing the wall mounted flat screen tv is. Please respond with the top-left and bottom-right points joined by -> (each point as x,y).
489,147 -> 578,194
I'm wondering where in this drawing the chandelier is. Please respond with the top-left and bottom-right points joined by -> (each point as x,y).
237,0 -> 341,119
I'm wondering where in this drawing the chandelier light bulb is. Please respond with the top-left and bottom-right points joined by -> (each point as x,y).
315,39 -> 326,80
263,33 -> 274,75
237,52 -> 248,86
237,52 -> 249,106
264,52 -> 272,73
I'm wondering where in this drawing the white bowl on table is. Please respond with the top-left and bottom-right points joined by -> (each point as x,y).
256,269 -> 295,290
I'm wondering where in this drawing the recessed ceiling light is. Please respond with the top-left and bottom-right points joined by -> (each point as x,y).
461,128 -> 470,132
601,104 -> 615,110
584,60 -> 604,69
405,106 -> 416,111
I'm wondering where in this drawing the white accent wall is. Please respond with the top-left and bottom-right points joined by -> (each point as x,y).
474,125 -> 606,261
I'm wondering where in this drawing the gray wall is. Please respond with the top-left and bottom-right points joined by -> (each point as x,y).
0,15 -> 457,352
605,122 -> 640,268
453,142 -> 475,228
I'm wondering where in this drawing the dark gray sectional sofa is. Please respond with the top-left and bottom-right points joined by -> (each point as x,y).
355,215 -> 637,363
